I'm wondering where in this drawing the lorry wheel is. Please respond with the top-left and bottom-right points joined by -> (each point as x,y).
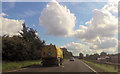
60,58 -> 63,65
57,63 -> 60,66
56,58 -> 60,66
60,62 -> 62,65
42,63 -> 47,67
42,64 -> 45,67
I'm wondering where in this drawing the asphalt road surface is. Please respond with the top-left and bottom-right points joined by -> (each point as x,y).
7,59 -> 95,72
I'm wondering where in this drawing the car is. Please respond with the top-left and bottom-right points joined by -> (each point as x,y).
69,57 -> 75,61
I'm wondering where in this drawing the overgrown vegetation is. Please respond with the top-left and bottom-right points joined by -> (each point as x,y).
2,60 -> 41,72
83,60 -> 118,72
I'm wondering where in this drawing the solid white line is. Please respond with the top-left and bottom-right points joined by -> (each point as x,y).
81,60 -> 98,74
6,68 -> 28,72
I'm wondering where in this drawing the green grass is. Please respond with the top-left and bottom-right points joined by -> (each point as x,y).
83,60 -> 118,72
2,60 -> 41,72
0,62 -> 2,73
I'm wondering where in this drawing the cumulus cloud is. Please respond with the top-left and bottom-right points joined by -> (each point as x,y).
39,0 -> 118,55
74,7 -> 118,40
61,2 -> 118,55
87,37 -> 118,49
40,0 -> 117,38
61,42 -> 117,56
61,42 -> 90,55
102,2 -> 118,13
39,0 -> 76,36
74,2 -> 118,51
72,2 -> 118,55
0,13 -> 24,36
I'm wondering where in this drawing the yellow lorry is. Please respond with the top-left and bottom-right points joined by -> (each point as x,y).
41,44 -> 63,66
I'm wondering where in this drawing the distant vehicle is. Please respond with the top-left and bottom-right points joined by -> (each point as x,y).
41,44 -> 63,66
69,57 -> 75,61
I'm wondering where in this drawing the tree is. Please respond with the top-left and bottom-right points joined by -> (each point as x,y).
61,48 -> 73,59
93,53 -> 100,60
79,53 -> 84,59
100,52 -> 107,57
85,54 -> 89,59
19,23 -> 45,60
2,35 -> 27,61
2,23 -> 46,61
85,53 -> 100,60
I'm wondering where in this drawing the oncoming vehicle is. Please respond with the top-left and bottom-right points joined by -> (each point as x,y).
41,44 -> 63,66
69,57 -> 75,61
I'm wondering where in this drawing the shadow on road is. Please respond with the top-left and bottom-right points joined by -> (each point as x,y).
22,64 -> 58,68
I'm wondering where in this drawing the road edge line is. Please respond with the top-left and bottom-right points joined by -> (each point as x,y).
81,60 -> 98,74
5,68 -> 28,72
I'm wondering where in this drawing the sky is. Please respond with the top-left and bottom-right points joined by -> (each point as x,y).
1,0 -> 119,56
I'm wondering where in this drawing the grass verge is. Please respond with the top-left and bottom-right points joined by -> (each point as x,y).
83,60 -> 118,72
2,60 -> 41,72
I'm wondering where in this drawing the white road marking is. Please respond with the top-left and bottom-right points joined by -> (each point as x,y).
6,68 -> 28,72
81,60 -> 98,74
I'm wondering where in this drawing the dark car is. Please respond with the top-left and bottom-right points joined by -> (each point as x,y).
69,57 -> 75,61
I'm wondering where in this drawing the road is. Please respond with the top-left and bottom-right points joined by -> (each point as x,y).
6,59 -> 96,72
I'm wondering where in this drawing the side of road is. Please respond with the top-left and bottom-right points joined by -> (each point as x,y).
2,59 -> 69,73
2,60 -> 41,72
81,60 -> 97,73
82,60 -> 118,72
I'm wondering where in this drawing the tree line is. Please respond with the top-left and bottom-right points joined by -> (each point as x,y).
2,23 -> 73,61
61,48 -> 73,59
79,52 -> 107,60
2,23 -> 45,61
